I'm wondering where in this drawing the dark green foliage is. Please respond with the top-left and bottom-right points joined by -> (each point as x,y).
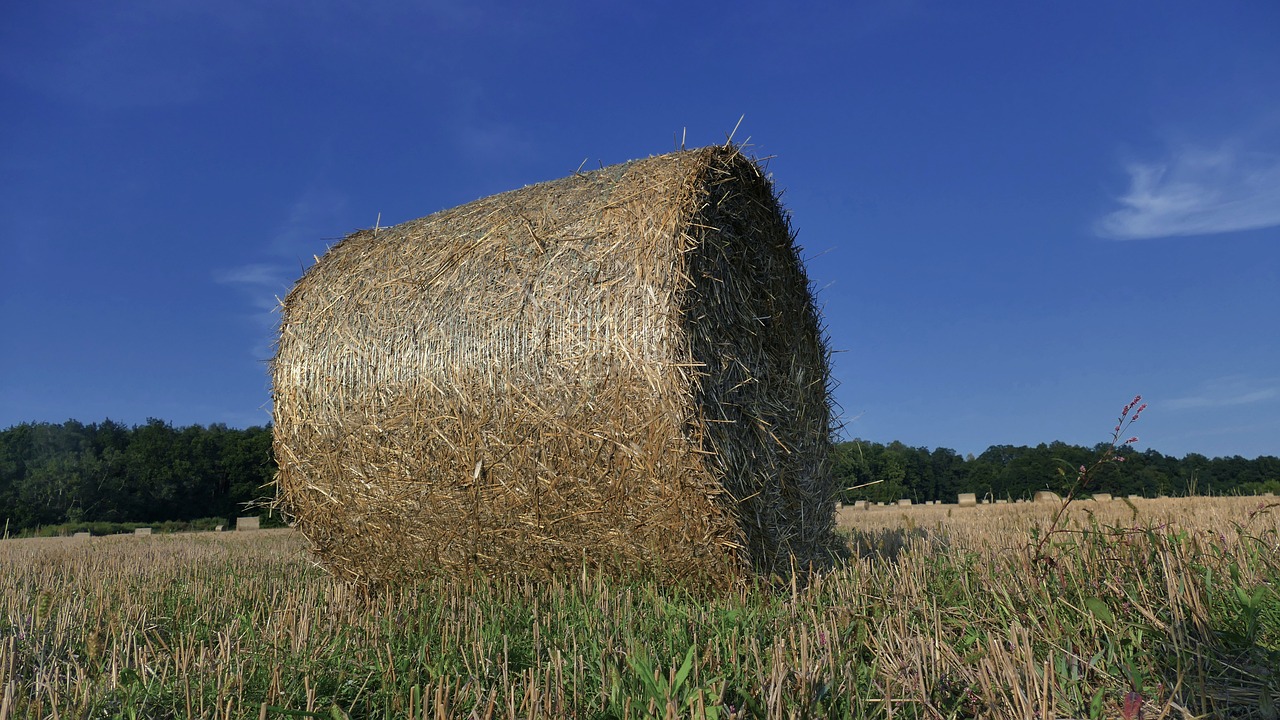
0,419 -> 275,534
835,438 -> 1280,504
2,418 -> 1274,536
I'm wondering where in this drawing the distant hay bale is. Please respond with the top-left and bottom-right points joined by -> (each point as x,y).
273,145 -> 840,588
236,517 -> 260,532
1092,493 -> 1112,502
957,493 -> 977,507
133,527 -> 152,536
72,532 -> 90,538
1034,491 -> 1062,504
995,499 -> 1008,504
854,501 -> 868,510
1128,495 -> 1142,501
897,499 -> 913,507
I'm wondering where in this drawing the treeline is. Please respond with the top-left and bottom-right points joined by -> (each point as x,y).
835,439 -> 1280,504
0,419 -> 275,535
3,420 -> 1277,534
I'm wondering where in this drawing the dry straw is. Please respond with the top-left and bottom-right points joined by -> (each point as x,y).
273,145 -> 841,588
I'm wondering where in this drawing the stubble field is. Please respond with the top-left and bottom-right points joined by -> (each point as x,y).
1,496 -> 1277,719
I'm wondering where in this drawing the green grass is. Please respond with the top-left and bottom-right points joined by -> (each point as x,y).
1,497 -> 1277,719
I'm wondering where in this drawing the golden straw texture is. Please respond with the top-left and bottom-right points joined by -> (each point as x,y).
273,145 -> 839,588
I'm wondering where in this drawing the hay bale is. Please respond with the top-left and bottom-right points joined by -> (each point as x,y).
236,517 -> 260,532
897,498 -> 913,507
72,532 -> 90,538
854,500 -> 868,510
133,527 -> 152,536
1034,491 -> 1062,504
273,146 -> 839,588
957,493 -> 977,507
1092,493 -> 1112,502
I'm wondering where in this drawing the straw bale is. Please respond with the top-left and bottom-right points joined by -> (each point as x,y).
1034,491 -> 1061,504
957,493 -> 977,507
133,527 -> 152,536
236,517 -> 260,532
1091,493 -> 1112,502
273,145 -> 840,588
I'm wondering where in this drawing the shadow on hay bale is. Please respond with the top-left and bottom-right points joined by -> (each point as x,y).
273,145 -> 841,589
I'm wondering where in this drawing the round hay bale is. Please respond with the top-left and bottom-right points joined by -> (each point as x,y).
273,145 -> 840,588
1034,491 -> 1062,504
957,493 -> 977,507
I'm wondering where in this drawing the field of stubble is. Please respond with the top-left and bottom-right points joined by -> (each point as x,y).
1,496 -> 1277,719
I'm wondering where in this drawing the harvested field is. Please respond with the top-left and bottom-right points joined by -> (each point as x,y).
1,496 -> 1277,718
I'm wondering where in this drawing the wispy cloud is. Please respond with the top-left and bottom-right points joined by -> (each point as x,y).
1167,376 -> 1280,410
213,263 -> 290,311
265,186 -> 350,256
217,185 -> 350,358
218,186 -> 347,305
1095,142 -> 1280,240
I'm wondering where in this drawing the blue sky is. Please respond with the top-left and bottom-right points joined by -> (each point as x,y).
2,1 -> 1278,459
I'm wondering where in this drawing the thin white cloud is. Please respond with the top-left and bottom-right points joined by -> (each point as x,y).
214,263 -> 290,312
217,185 -> 350,358
218,186 -> 349,297
1167,376 -> 1280,410
1095,142 -> 1280,240
266,186 -> 350,255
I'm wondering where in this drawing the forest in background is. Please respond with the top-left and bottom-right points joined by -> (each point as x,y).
0,419 -> 273,535
1,420 -> 1277,534
834,438 -> 1280,503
